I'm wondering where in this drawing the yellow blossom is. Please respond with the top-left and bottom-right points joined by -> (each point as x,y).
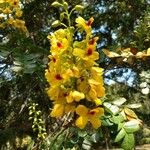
9,0 -> 19,7
73,45 -> 99,65
90,67 -> 104,84
45,68 -> 64,86
76,16 -> 94,34
88,79 -> 105,98
47,86 -> 63,101
3,7 -> 12,14
75,105 -> 104,129
50,35 -> 69,54
15,9 -> 23,17
66,91 -> 85,103
50,102 -> 75,118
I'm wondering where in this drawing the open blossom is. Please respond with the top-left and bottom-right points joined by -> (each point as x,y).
75,105 -> 104,129
0,0 -> 28,33
76,16 -> 94,34
45,14 -> 105,129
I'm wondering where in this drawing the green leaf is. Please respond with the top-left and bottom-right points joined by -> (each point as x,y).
123,120 -> 140,133
78,130 -> 87,137
111,115 -> 124,124
82,138 -> 92,150
91,133 -> 100,143
127,103 -> 142,109
118,123 -> 124,131
101,118 -> 114,126
103,102 -> 120,115
121,133 -> 135,150
112,97 -> 126,106
114,128 -> 126,142
11,66 -> 22,72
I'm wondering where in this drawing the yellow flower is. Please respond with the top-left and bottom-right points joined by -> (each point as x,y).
65,66 -> 80,78
66,90 -> 85,103
77,76 -> 89,94
47,85 -> 62,101
88,37 -> 99,46
73,45 -> 99,65
50,35 -> 69,54
76,16 -> 94,34
15,9 -> 23,17
45,68 -> 63,86
75,105 -> 104,129
88,79 -> 105,98
8,17 -> 15,25
90,67 -> 104,84
50,102 -> 75,118
0,0 -> 5,3
3,7 -> 12,14
47,29 -> 71,54
9,0 -> 19,7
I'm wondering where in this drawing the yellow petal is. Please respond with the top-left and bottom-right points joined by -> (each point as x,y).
72,91 -> 85,102
90,117 -> 101,129
91,67 -> 103,75
89,88 -> 97,100
75,16 -> 85,26
75,116 -> 88,129
73,48 -> 85,58
66,92 -> 73,103
50,104 -> 64,117
96,85 -> 105,97
96,107 -> 104,116
76,105 -> 88,116
65,104 -> 75,113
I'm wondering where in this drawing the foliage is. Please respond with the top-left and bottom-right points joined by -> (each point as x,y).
0,0 -> 150,150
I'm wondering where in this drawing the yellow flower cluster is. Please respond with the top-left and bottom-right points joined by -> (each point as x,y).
0,0 -> 28,33
45,17 -> 105,129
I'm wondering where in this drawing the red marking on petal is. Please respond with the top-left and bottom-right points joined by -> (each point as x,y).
88,110 -> 96,115
80,77 -> 84,82
86,18 -> 93,26
87,48 -> 93,55
55,74 -> 62,80
13,2 -> 17,5
89,39 -> 95,45
52,57 -> 56,63
57,42 -> 62,48
63,93 -> 68,97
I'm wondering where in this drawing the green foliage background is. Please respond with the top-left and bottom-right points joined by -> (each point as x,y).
0,0 -> 150,149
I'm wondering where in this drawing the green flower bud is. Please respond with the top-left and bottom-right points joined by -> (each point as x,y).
63,2 -> 68,10
74,5 -> 84,11
51,1 -> 62,7
52,20 -> 61,27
